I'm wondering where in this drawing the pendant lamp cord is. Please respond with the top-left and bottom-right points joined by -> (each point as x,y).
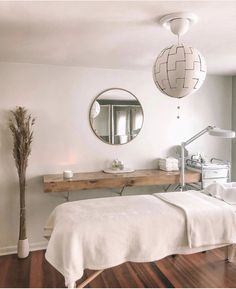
177,99 -> 180,119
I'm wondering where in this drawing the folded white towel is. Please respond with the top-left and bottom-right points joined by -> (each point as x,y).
159,163 -> 179,168
159,158 -> 179,163
159,165 -> 179,172
159,161 -> 178,165
160,163 -> 179,166
159,158 -> 179,166
159,160 -> 178,164
159,167 -> 179,172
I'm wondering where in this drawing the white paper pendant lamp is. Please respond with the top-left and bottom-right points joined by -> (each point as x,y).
153,44 -> 207,98
153,13 -> 207,99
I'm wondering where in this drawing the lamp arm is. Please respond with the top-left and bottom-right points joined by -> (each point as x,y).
180,125 -> 215,190
182,126 -> 215,147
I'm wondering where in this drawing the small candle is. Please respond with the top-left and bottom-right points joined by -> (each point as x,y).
63,170 -> 73,179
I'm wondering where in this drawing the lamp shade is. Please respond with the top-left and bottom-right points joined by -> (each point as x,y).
153,44 -> 207,98
209,128 -> 235,138
90,101 -> 100,119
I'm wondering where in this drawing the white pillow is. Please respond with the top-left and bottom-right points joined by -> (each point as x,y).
204,183 -> 225,199
204,183 -> 236,205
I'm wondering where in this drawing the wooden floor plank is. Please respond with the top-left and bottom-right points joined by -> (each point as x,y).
41,252 -> 64,288
156,251 -> 236,288
1,253 -> 31,288
100,268 -> 122,288
0,248 -> 236,288
130,262 -> 172,288
0,255 -> 11,287
29,250 -> 43,288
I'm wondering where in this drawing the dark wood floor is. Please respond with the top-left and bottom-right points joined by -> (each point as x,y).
0,248 -> 236,288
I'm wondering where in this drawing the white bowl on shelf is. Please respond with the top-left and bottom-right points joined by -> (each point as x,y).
103,168 -> 135,174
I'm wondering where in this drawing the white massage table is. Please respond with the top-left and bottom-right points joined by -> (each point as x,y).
44,190 -> 236,288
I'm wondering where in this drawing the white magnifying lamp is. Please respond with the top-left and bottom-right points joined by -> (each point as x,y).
180,126 -> 235,190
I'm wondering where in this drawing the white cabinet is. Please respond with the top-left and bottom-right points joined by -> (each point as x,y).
186,159 -> 230,189
202,168 -> 228,179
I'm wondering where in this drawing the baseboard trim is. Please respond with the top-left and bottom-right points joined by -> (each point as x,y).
0,241 -> 48,256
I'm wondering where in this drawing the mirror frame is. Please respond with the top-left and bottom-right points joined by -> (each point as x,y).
89,87 -> 144,145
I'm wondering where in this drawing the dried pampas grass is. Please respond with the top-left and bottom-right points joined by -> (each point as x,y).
9,107 -> 35,241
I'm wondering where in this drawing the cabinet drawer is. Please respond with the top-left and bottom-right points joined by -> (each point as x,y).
202,178 -> 228,188
202,169 -> 228,179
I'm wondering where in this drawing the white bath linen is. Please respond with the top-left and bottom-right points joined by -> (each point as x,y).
44,193 -> 235,286
159,158 -> 178,165
155,191 -> 236,248
159,165 -> 179,171
204,183 -> 236,205
159,162 -> 178,167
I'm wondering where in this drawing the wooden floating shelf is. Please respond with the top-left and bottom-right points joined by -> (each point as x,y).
43,169 -> 201,193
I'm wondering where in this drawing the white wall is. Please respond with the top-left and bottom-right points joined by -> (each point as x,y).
232,76 -> 236,180
0,62 -> 232,254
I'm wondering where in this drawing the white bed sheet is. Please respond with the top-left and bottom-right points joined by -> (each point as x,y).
44,191 -> 236,286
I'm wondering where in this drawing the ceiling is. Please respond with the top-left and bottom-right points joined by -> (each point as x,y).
0,1 -> 235,75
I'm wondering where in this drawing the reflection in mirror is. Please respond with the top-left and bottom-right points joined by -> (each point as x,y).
90,88 -> 144,145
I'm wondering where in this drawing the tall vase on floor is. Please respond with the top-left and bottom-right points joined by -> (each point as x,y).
9,107 -> 35,258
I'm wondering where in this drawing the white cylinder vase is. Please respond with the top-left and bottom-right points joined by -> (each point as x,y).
17,238 -> 29,258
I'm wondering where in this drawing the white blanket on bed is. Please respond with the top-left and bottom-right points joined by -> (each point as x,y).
44,192 -> 236,286
155,191 -> 236,248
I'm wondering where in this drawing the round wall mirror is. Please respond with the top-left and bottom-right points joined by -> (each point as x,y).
89,88 -> 144,145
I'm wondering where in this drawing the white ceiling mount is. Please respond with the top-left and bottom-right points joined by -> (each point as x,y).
160,12 -> 198,36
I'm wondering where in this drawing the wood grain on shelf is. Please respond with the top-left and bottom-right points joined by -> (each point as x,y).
43,169 -> 200,193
